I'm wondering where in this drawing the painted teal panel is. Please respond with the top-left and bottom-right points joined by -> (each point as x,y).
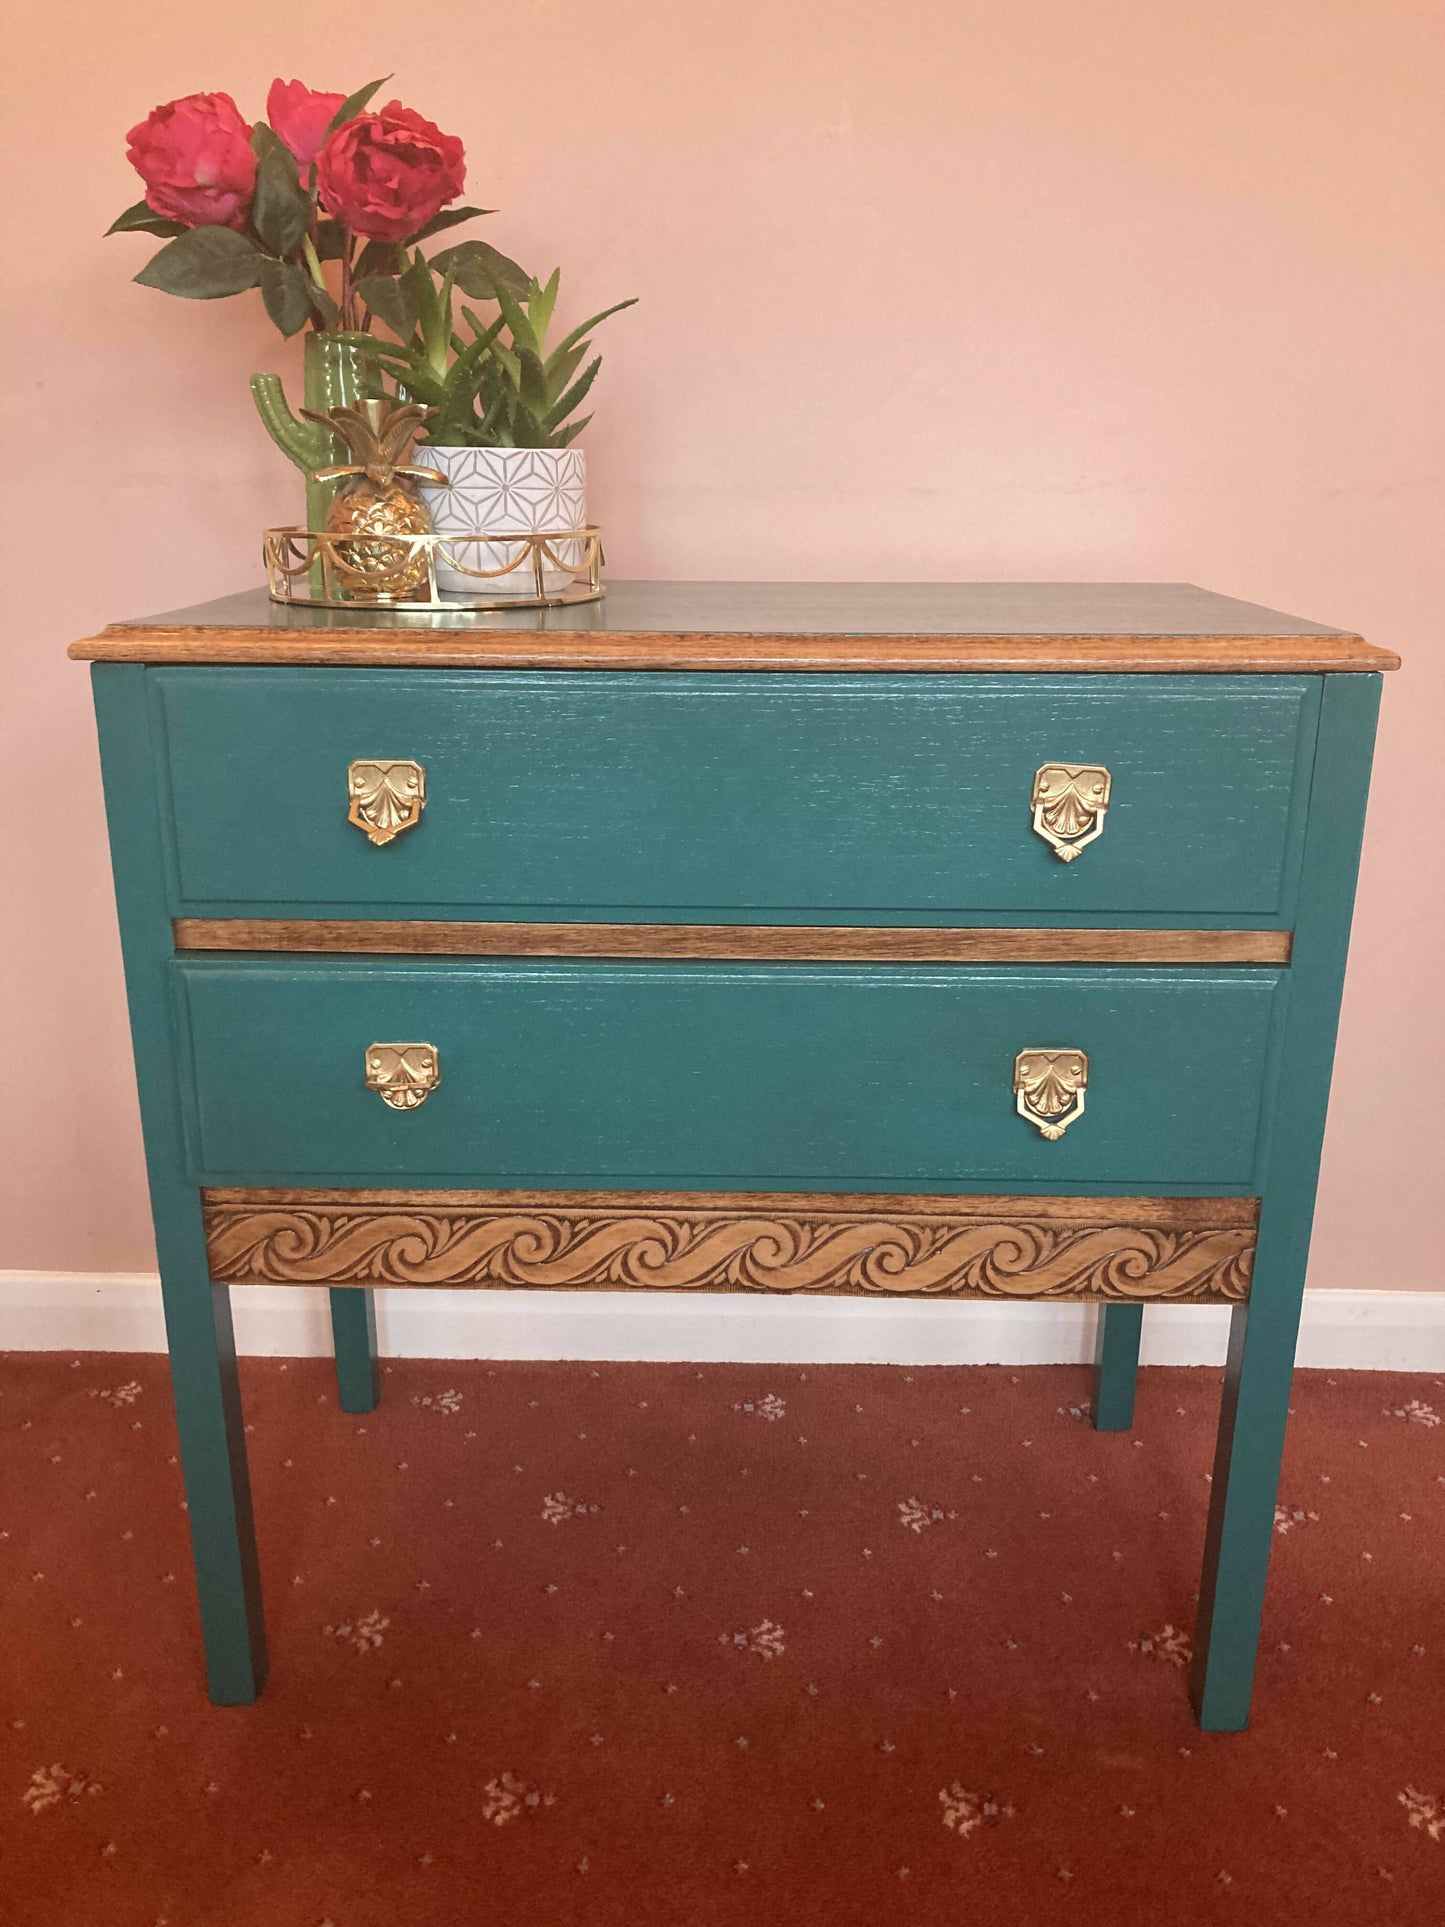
174,959 -> 1282,1187
155,670 -> 1318,921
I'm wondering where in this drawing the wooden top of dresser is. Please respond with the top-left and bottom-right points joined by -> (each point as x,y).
70,581 -> 1399,673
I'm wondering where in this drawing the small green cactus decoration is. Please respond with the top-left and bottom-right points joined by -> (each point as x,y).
250,330 -> 383,531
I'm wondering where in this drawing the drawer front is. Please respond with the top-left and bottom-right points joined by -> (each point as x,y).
155,669 -> 1318,922
175,959 -> 1283,1188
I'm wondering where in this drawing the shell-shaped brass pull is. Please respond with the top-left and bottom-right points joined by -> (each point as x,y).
1014,1049 -> 1087,1139
1031,763 -> 1111,861
365,1042 -> 440,1110
349,760 -> 425,846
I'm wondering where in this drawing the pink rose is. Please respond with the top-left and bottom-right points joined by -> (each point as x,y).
126,92 -> 257,230
267,78 -> 346,170
317,101 -> 465,242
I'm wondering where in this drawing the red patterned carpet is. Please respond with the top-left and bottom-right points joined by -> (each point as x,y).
2,1350 -> 1443,1926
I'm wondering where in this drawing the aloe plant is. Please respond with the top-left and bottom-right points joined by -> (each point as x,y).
367,249 -> 636,448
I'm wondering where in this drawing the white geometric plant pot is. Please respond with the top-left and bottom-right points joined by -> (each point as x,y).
418,445 -> 587,597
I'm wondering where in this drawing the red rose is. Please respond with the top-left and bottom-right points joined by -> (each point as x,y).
267,78 -> 346,169
317,101 -> 465,243
126,92 -> 257,230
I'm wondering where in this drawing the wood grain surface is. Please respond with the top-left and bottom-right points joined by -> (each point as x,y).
204,1186 -> 1261,1222
71,580 -> 1399,672
173,918 -> 1293,964
203,1186 -> 1259,1302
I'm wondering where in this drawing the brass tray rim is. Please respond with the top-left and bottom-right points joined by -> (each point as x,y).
263,523 -> 605,613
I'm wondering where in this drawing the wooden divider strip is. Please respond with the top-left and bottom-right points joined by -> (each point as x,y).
174,919 -> 1291,964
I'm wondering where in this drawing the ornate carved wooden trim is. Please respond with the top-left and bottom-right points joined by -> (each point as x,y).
202,1188 -> 1257,1303
173,919 -> 1292,965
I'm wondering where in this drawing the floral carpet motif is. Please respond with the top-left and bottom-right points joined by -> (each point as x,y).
2,1353 -> 1442,1925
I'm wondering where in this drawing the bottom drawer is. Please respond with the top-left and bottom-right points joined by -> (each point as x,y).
175,959 -> 1283,1188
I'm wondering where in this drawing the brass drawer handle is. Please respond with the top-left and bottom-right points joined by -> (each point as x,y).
1014,1049 -> 1087,1139
1031,763 -> 1110,861
349,759 -> 426,846
365,1043 -> 440,1110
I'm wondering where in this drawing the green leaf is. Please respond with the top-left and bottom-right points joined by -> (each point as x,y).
479,383 -> 514,442
106,199 -> 186,239
250,125 -> 309,258
489,340 -> 522,388
543,341 -> 589,396
545,297 -> 638,369
544,354 -> 601,430
416,257 -> 450,367
516,345 -> 550,417
259,257 -> 313,336
395,252 -> 442,369
407,205 -> 496,244
431,240 -> 531,303
493,277 -> 540,359
528,268 -> 561,346
466,311 -> 508,356
308,282 -> 341,328
440,316 -> 503,394
356,272 -> 420,342
134,225 -> 263,299
553,413 -> 592,447
325,76 -> 389,137
315,219 -> 348,261
509,401 -> 548,448
355,238 -> 406,279
379,361 -> 446,407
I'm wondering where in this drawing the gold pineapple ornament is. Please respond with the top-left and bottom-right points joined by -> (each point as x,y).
301,400 -> 448,601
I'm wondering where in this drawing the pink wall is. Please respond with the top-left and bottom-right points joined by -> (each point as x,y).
1,1 -> 1440,1286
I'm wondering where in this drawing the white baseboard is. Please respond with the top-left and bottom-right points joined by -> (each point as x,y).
2,1272 -> 1442,1371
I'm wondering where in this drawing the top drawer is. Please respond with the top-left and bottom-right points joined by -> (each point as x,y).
153,669 -> 1319,922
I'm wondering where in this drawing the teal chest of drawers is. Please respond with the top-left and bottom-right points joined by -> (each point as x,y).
73,581 -> 1399,1729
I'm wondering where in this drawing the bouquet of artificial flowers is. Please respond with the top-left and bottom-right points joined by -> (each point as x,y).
112,76 -> 502,336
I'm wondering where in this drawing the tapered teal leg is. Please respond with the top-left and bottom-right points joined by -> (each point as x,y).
1189,673 -> 1381,1730
1092,1304 -> 1143,1430
161,1270 -> 269,1703
93,663 -> 268,1702
1190,1267 -> 1302,1729
330,1288 -> 380,1411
